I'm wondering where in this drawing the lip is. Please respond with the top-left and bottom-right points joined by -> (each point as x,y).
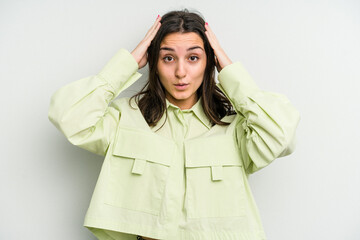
174,83 -> 189,90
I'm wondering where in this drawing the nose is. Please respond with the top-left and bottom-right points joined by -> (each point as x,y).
175,60 -> 186,79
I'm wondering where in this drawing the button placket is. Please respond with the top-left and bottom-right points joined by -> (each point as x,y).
174,109 -> 186,126
182,112 -> 192,139
179,111 -> 185,124
173,109 -> 192,141
170,109 -> 186,141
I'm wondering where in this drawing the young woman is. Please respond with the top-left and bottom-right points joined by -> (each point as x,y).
48,9 -> 300,240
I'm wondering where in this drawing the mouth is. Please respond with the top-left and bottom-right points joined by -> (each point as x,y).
174,83 -> 189,90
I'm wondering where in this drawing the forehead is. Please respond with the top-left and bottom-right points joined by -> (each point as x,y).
160,32 -> 204,49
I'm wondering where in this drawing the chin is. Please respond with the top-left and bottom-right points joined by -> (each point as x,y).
171,92 -> 192,100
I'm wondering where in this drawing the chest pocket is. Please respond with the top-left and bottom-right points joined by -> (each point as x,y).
104,127 -> 176,216
184,134 -> 247,218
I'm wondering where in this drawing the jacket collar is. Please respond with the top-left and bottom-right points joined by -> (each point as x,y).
165,96 -> 212,129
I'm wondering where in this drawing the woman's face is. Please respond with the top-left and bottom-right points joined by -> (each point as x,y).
157,32 -> 207,110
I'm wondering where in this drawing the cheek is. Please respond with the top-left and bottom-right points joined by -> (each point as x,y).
193,67 -> 206,84
157,67 -> 167,84
157,63 -> 170,77
195,78 -> 204,89
158,74 -> 172,89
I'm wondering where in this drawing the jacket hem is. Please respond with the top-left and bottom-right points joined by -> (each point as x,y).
84,216 -> 266,240
84,215 -> 166,239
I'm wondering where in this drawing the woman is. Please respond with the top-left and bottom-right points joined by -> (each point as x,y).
48,9 -> 300,240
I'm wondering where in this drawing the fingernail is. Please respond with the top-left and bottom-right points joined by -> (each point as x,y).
157,15 -> 160,19
205,22 -> 208,26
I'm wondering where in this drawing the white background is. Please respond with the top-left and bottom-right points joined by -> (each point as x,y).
1,0 -> 359,239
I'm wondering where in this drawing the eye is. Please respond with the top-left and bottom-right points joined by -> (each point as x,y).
163,56 -> 173,62
162,55 -> 199,63
189,56 -> 199,62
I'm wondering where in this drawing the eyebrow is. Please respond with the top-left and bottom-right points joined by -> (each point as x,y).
159,46 -> 204,52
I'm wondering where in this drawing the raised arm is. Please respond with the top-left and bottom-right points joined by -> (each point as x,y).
217,62 -> 301,174
48,15 -> 162,157
204,22 -> 300,174
48,48 -> 142,156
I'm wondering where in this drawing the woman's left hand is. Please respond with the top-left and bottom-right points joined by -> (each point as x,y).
204,22 -> 232,72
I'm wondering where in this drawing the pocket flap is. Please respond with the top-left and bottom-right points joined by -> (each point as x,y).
112,127 -> 175,167
131,158 -> 147,175
184,135 -> 242,168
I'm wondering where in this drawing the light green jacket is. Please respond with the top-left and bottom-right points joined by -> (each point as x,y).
48,48 -> 300,240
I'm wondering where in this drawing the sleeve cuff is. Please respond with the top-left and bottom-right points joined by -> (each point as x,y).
97,48 -> 142,91
216,61 -> 260,100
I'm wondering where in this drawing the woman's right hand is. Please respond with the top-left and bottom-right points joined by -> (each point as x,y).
131,15 -> 162,69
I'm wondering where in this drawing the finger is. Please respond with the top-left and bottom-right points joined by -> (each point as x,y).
150,16 -> 162,32
145,16 -> 162,39
205,23 -> 219,43
205,23 -> 214,35
145,22 -> 161,44
205,30 -> 217,50
204,30 -> 212,44
206,28 -> 217,43
151,21 -> 161,36
206,33 -> 220,53
205,23 -> 213,36
204,25 -> 215,43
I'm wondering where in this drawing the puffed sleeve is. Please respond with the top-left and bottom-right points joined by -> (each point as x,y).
48,48 -> 142,156
216,62 -> 300,174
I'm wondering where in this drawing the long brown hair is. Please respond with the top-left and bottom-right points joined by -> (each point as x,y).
129,8 -> 236,131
